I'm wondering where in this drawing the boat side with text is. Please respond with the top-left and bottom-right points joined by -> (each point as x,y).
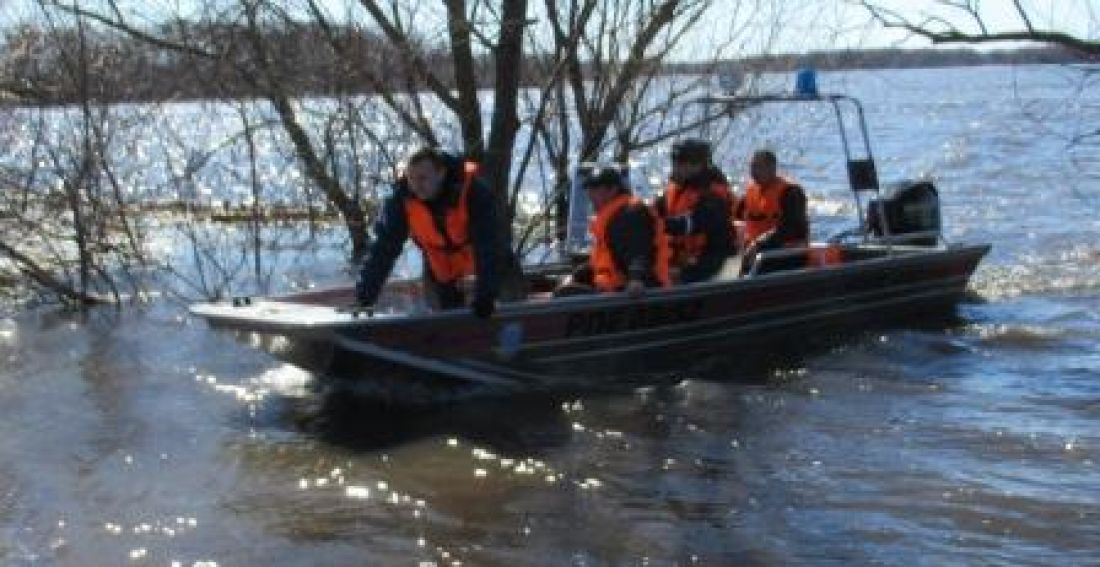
190,239 -> 990,390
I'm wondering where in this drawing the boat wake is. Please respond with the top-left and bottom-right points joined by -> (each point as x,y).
972,243 -> 1100,299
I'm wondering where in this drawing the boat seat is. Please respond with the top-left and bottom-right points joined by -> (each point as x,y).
716,256 -> 744,281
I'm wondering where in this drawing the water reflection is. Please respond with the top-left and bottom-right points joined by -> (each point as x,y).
282,391 -> 575,455
1,291 -> 1096,564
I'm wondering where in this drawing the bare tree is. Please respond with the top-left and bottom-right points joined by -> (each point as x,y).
10,0 -> 770,305
857,1 -> 1099,57
0,5 -> 155,306
42,0 -> 375,259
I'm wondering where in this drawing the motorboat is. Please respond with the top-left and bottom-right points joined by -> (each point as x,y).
190,80 -> 991,394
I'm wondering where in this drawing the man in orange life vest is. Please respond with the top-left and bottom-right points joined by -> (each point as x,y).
653,139 -> 736,283
735,150 -> 809,266
557,166 -> 670,296
355,147 -> 498,318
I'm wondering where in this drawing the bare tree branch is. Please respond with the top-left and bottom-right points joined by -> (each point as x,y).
1012,0 -> 1035,33
0,240 -> 106,305
303,0 -> 439,144
858,0 -> 1100,56
356,0 -> 463,112
443,0 -> 484,153
43,0 -> 217,59
239,4 -> 368,258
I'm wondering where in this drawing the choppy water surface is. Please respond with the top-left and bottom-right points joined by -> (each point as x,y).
2,65 -> 1099,565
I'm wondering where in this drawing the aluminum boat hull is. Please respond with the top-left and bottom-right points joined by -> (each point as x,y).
191,243 -> 991,392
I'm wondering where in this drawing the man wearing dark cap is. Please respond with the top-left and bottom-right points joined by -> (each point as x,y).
654,138 -> 736,284
355,147 -> 499,318
557,166 -> 669,296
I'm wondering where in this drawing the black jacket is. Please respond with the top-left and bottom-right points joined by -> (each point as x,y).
604,201 -> 663,287
355,154 -> 499,306
654,168 -> 734,283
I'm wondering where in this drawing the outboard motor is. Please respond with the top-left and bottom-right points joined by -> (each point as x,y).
867,180 -> 941,246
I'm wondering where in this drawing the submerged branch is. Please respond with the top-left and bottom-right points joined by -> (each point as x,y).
0,240 -> 107,306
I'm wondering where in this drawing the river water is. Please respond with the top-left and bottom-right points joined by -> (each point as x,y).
2,65 -> 1099,565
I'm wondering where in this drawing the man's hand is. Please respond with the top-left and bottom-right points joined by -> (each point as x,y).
471,295 -> 495,319
625,279 -> 645,298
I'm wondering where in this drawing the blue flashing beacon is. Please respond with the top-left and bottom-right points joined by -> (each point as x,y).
794,67 -> 818,98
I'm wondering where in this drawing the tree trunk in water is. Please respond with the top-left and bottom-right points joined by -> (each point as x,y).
481,0 -> 530,302
241,13 -> 369,262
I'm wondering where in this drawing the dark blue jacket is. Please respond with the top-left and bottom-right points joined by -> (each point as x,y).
355,154 -> 499,306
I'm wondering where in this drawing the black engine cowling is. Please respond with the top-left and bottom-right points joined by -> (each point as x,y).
867,180 -> 941,245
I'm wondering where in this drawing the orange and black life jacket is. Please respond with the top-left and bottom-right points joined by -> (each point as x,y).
404,161 -> 479,284
590,194 -> 672,292
740,177 -> 807,248
661,180 -> 736,266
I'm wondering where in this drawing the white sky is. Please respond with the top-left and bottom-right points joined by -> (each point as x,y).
688,0 -> 1099,58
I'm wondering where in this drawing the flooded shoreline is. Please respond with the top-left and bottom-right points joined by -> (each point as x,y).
3,65 -> 1100,564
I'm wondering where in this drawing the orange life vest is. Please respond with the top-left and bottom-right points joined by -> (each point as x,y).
661,180 -> 735,266
404,161 -> 479,284
589,194 -> 672,292
740,177 -> 807,247
807,243 -> 844,267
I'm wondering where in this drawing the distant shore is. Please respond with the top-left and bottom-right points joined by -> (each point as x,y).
3,35 -> 1091,107
670,45 -> 1093,75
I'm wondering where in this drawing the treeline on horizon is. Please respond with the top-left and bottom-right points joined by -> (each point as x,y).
1,22 -> 1091,106
681,45 -> 1091,74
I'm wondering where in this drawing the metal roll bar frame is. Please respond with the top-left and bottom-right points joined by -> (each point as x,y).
695,93 -> 892,242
